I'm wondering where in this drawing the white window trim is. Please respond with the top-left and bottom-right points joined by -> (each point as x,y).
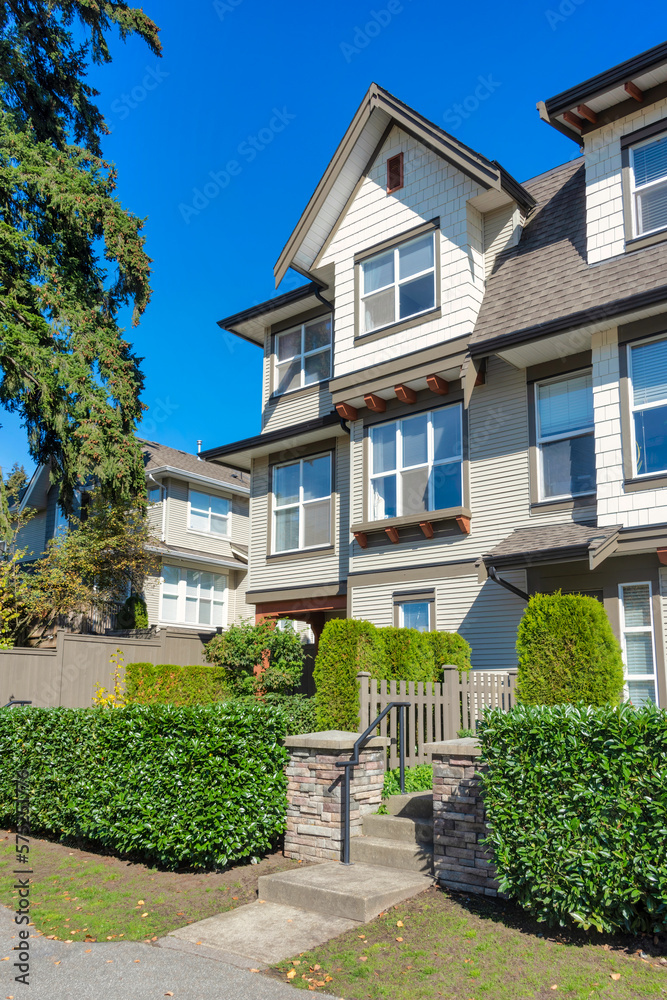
368,404 -> 463,520
272,452 -> 332,555
160,564 -> 228,629
360,232 -> 436,335
273,317 -> 332,397
630,134 -> 667,238
628,334 -> 667,478
187,486 -> 231,537
535,371 -> 596,502
398,600 -> 432,631
618,581 -> 660,706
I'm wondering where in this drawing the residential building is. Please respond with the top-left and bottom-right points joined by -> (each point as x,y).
204,43 -> 667,708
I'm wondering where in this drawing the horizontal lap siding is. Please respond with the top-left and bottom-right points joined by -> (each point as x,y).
17,510 -> 47,560
263,386 -> 334,434
229,568 -> 252,624
144,573 -> 161,626
483,204 -> 520,279
164,477 -> 241,559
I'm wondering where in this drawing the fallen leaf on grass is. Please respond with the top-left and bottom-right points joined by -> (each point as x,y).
397,920 -> 404,927
249,968 -> 260,974
141,912 -> 148,918
137,900 -> 145,905
292,960 -> 301,966
286,970 -> 296,979
54,961 -> 61,966
231,897 -> 238,901
550,987 -> 558,991
396,936 -> 403,942
312,964 -> 321,971
358,956 -> 367,962
610,973 -> 621,981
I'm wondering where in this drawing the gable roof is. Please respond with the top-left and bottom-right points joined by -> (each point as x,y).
274,83 -> 535,286
140,440 -> 249,494
470,157 -> 667,356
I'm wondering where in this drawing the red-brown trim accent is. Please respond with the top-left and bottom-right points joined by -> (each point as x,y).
577,104 -> 598,124
426,373 -> 449,396
354,531 -> 368,549
658,548 -> 667,566
419,521 -> 434,539
456,516 -> 471,534
394,383 -> 417,404
563,110 -> 585,131
387,152 -> 404,194
255,595 -> 347,618
336,401 -> 358,421
625,81 -> 644,102
385,526 -> 400,544
364,393 -> 386,413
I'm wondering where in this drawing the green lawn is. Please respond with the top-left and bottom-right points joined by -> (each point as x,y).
272,886 -> 667,1000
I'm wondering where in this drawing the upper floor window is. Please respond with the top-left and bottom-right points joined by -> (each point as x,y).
147,485 -> 162,504
629,335 -> 667,476
630,133 -> 667,238
360,232 -> 435,335
536,372 -> 595,500
273,453 -> 332,553
188,488 -> 230,535
369,405 -> 462,520
275,317 -> 331,395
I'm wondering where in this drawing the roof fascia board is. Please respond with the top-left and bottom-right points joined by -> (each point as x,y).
201,412 -> 341,463
147,465 -> 250,496
536,100 -> 585,145
146,546 -> 245,571
217,283 -> 320,342
18,463 -> 50,513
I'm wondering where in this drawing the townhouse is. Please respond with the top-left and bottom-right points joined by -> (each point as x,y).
204,42 -> 667,707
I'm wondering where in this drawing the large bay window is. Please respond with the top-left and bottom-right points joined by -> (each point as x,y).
274,317 -> 331,395
273,453 -> 332,553
189,489 -> 230,536
360,232 -> 436,335
536,372 -> 596,500
629,335 -> 667,477
369,405 -> 463,520
619,582 -> 659,706
629,132 -> 667,238
161,564 -> 227,627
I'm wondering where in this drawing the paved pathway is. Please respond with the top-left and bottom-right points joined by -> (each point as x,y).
0,906 -> 307,1000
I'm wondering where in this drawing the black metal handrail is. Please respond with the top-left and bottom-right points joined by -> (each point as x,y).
3,698 -> 32,709
335,700 -> 411,865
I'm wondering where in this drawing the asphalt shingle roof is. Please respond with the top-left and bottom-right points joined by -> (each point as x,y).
471,157 -> 667,348
484,521 -> 620,567
141,440 -> 248,491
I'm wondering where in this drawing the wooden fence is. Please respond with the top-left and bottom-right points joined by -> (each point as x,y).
358,666 -> 518,769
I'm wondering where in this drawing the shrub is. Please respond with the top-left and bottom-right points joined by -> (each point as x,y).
117,593 -> 149,630
480,703 -> 667,934
516,592 -> 625,706
233,693 -> 318,735
426,630 -> 471,673
313,619 -> 384,731
376,627 -> 435,681
205,619 -> 304,696
0,702 -> 290,870
125,662 -> 229,706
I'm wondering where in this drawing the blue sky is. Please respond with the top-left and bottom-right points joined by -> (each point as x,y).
2,0 -> 666,477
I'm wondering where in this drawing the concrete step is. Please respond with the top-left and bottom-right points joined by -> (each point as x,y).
258,861 -> 429,923
386,790 -> 433,819
363,811 -> 433,845
349,835 -> 434,875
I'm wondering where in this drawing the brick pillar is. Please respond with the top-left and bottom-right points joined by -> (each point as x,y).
284,730 -> 388,863
424,737 -> 500,896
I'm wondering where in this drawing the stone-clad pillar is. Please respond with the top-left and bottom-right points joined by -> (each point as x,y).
283,730 -> 388,863
424,737 -> 500,896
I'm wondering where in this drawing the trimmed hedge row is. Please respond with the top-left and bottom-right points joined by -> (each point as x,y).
0,703 -> 291,870
314,619 -> 471,730
480,703 -> 667,934
125,662 -> 229,705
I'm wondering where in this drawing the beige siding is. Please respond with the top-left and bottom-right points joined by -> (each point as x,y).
483,204 -> 521,279
147,498 -> 163,540
229,568 -> 253,623
263,383 -> 334,434
16,510 -> 47,560
144,572 -> 161,626
164,477 -> 245,558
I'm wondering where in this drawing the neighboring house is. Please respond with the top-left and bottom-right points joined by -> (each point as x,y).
14,441 -> 252,633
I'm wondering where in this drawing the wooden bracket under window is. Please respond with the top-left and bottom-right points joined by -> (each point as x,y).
385,526 -> 400,544
395,383 -> 417,404
456,515 -> 471,535
336,402 -> 358,421
419,521 -> 434,539
354,531 -> 368,549
364,393 -> 386,413
426,373 -> 449,396
625,80 -> 644,102
658,548 -> 667,566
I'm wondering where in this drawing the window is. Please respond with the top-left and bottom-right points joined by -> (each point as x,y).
630,133 -> 667,237
387,152 -> 404,193
273,454 -> 332,553
188,489 -> 230,535
147,485 -> 162,504
398,600 -> 431,631
274,317 -> 331,395
628,335 -> 667,476
161,564 -> 227,627
360,232 -> 436,335
535,372 -> 596,500
619,582 -> 659,707
370,405 -> 463,520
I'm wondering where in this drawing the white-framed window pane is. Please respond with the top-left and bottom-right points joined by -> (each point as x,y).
210,514 -> 228,535
185,597 -> 197,623
189,510 -> 209,532
213,575 -> 226,600
276,328 -> 301,361
371,475 -> 397,520
148,486 -> 162,503
537,374 -> 593,437
401,467 -> 429,515
162,593 -> 178,621
304,350 -> 331,385
303,500 -> 330,547
432,463 -> 462,509
631,339 -> 667,405
625,633 -> 655,675
209,495 -> 229,517
371,423 -> 396,474
399,274 -> 435,320
401,414 -> 428,467
622,584 -> 652,628
212,602 -> 224,627
274,463 -> 300,506
186,570 -> 199,599
303,455 -> 331,501
304,318 -> 331,352
162,564 -> 179,594
363,251 -> 394,293
627,680 -> 656,706
634,406 -> 667,476
541,433 -> 596,498
433,407 -> 462,462
276,359 -> 301,394
400,601 -> 430,632
399,234 -> 434,279
189,490 -> 210,512
198,599 -> 212,626
275,508 -> 299,552
633,135 -> 667,186
637,183 -> 667,235
364,288 -> 395,331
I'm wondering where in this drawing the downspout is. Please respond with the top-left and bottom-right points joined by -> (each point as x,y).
487,565 -> 529,602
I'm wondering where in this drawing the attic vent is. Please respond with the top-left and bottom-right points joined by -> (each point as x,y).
387,152 -> 404,193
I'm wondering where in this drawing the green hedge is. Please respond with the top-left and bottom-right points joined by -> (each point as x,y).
313,619 -> 471,730
0,703 -> 290,870
516,592 -> 625,706
232,693 -> 318,735
480,703 -> 667,934
125,662 -> 230,706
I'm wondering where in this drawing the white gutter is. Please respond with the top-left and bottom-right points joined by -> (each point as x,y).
146,545 -> 245,571
146,465 -> 250,496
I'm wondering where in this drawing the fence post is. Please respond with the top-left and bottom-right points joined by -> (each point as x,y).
507,668 -> 518,710
442,665 -> 460,739
357,671 -> 370,734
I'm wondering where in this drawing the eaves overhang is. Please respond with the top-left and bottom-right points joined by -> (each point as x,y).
201,412 -> 344,471
146,464 -> 250,496
217,282 -> 326,347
